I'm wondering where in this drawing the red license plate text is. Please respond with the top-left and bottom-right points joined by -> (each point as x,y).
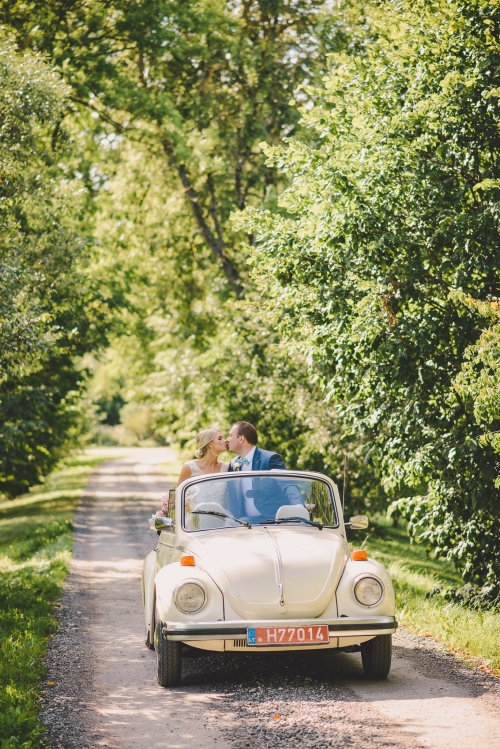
247,624 -> 329,646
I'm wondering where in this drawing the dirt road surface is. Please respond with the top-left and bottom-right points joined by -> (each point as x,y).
41,448 -> 500,749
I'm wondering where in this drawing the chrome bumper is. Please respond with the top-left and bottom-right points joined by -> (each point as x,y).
164,616 -> 397,641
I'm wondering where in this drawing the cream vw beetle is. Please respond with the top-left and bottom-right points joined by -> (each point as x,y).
142,470 -> 397,687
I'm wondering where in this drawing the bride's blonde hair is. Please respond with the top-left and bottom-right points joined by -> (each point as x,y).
194,428 -> 219,459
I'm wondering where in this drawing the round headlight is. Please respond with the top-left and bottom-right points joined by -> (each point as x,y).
174,581 -> 206,614
353,576 -> 384,607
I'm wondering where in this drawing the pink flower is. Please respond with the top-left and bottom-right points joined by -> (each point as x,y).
153,492 -> 170,517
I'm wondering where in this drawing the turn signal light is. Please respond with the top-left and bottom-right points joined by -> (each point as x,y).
180,554 -> 196,566
352,550 -> 368,561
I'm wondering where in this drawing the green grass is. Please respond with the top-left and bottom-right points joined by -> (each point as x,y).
0,453 -> 110,749
364,519 -> 500,674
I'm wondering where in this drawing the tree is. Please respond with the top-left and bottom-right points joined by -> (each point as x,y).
79,125 -> 386,514
1,0 -> 389,509
0,35 -> 109,495
239,0 -> 500,597
1,0 -> 348,298
455,295 -> 500,467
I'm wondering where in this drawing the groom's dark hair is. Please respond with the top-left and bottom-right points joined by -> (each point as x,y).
234,421 -> 258,445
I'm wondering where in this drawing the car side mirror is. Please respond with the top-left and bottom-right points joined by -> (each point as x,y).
346,515 -> 369,530
150,517 -> 175,532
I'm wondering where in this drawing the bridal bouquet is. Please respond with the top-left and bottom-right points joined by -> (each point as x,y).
152,493 -> 169,518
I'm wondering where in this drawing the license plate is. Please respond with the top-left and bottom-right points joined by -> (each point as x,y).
247,625 -> 329,646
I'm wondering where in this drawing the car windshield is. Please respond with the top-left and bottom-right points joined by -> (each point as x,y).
183,474 -> 337,531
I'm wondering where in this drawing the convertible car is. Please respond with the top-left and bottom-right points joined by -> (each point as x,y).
142,470 -> 397,687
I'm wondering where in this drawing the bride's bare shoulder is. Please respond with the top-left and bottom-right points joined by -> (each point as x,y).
177,462 -> 194,485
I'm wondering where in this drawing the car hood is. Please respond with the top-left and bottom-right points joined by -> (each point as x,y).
186,527 -> 345,619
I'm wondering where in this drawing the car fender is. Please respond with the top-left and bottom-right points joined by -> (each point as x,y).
142,550 -> 157,638
331,558 -> 396,618
155,563 -> 224,624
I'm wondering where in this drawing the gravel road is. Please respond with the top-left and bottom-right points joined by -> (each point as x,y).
41,448 -> 500,749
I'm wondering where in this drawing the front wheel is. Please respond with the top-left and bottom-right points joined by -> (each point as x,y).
155,609 -> 182,687
361,635 -> 392,679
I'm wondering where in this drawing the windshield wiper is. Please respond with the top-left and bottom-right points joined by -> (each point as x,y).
191,510 -> 251,528
259,517 -> 323,530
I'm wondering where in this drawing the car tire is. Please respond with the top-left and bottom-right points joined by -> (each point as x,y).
155,609 -> 182,687
361,635 -> 392,679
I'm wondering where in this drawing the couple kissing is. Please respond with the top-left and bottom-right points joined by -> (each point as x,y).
176,421 -> 286,485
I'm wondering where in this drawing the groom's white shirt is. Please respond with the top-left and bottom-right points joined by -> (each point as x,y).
235,446 -> 260,517
240,446 -> 256,471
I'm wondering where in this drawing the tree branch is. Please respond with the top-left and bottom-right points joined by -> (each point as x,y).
235,142 -> 254,244
207,173 -> 225,248
71,92 -> 244,298
51,117 -> 62,152
163,143 -> 244,298
235,146 -> 251,211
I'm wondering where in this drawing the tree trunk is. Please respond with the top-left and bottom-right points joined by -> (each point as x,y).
163,143 -> 244,299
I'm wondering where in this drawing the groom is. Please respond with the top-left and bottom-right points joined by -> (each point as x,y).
226,421 -> 286,473
226,421 -> 301,518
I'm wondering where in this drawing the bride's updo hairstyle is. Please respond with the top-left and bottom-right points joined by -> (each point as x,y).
194,428 -> 219,459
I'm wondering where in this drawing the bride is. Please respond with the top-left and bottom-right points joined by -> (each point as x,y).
177,429 -> 231,522
156,428 -> 230,520
177,428 -> 229,484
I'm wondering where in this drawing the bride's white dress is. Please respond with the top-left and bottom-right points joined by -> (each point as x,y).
184,460 -> 230,509
185,460 -> 230,477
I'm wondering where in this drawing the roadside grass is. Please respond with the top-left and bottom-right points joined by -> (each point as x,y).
363,519 -> 500,674
0,454 -> 109,749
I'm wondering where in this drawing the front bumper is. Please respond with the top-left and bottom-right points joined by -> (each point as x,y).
164,616 -> 397,641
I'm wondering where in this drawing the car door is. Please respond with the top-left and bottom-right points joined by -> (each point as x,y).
156,489 -> 176,570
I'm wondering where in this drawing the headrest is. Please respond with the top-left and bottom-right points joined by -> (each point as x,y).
275,504 -> 309,521
192,501 -> 227,529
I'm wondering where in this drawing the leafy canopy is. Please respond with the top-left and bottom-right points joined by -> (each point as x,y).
0,35 -> 110,496
2,0 -> 345,297
238,0 -> 500,597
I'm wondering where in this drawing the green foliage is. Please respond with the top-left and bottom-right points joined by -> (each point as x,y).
366,520 -> 500,674
0,35 -> 71,383
135,306 -> 387,514
238,0 -> 500,596
0,36 -> 111,496
0,454 -> 106,749
10,0 -> 500,603
454,295 -> 500,467
1,1 -> 383,510
2,0 -> 350,298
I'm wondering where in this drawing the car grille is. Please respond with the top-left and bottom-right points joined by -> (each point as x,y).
233,639 -> 247,648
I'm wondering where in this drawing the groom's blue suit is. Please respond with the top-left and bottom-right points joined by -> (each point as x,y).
227,447 -> 302,517
227,447 -> 286,473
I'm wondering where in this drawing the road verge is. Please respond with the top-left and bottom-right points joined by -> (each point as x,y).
0,454 -> 110,749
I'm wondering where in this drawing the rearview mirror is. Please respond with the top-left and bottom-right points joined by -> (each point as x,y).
150,516 -> 175,532
346,515 -> 369,530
